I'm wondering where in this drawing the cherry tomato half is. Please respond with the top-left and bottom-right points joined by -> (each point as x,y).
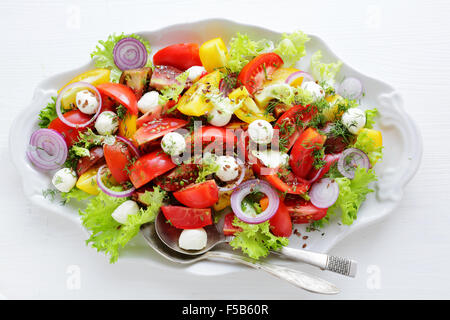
153,43 -> 202,71
161,205 -> 212,229
48,110 -> 93,147
173,180 -> 219,209
129,149 -> 176,188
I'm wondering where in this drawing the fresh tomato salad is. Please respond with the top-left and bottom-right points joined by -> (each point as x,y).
29,31 -> 383,263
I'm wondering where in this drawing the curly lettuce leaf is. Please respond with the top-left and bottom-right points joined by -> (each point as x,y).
80,187 -> 165,263
364,108 -> 379,129
159,72 -> 189,105
310,50 -> 343,85
61,187 -> 92,204
330,167 -> 377,225
90,33 -> 152,83
229,218 -> 289,260
196,153 -> 220,183
273,30 -> 310,67
353,130 -> 383,164
38,96 -> 57,128
226,33 -> 273,73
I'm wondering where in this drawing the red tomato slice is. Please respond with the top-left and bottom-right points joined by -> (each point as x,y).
189,125 -> 237,154
173,180 -> 219,209
153,43 -> 202,71
76,146 -> 105,176
97,83 -> 138,115
129,149 -> 176,188
133,118 -> 188,146
154,163 -> 199,192
48,110 -> 93,147
103,140 -> 136,183
284,197 -> 328,224
289,127 -> 326,179
274,104 -> 318,151
260,197 -> 292,237
306,153 -> 341,181
161,206 -> 212,229
237,53 -> 283,94
222,213 -> 242,236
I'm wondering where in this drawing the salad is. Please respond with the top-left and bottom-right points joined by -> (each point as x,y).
29,30 -> 383,263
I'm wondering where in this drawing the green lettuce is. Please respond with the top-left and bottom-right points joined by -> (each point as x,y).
226,33 -> 273,73
38,96 -> 57,128
330,167 -> 377,225
61,187 -> 92,204
91,33 -> 152,83
274,30 -> 310,67
80,187 -> 165,263
364,108 -> 379,129
352,130 -> 383,164
310,50 -> 343,85
230,218 -> 289,260
159,71 -> 189,105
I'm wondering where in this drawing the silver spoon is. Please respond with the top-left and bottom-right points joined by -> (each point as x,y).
140,221 -> 340,294
155,211 -> 357,277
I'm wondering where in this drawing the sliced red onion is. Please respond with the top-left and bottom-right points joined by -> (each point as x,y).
26,129 -> 68,170
230,179 -> 279,224
310,178 -> 339,208
285,71 -> 314,86
55,82 -> 102,128
116,136 -> 140,159
337,77 -> 363,100
113,37 -> 148,71
96,165 -> 135,198
337,148 -> 370,179
218,158 -> 246,192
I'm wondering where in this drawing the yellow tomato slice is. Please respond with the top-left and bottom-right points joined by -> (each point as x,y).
360,128 -> 383,148
199,38 -> 228,73
230,87 -> 275,123
177,71 -> 221,116
76,167 -> 100,195
58,69 -> 111,110
264,67 -> 302,87
119,113 -> 137,140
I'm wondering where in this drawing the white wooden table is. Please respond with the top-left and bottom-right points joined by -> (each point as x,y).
1,0 -> 449,299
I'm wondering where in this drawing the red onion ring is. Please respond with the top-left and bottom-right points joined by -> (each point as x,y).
55,82 -> 102,128
26,129 -> 68,170
285,71 -> 314,86
96,164 -> 135,198
230,179 -> 279,224
218,158 -> 246,192
115,136 -> 140,159
113,37 -> 148,71
309,178 -> 339,208
337,77 -> 363,100
337,148 -> 370,179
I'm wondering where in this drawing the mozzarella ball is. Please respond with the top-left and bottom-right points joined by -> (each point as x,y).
186,66 -> 207,82
178,228 -> 207,250
341,108 -> 366,134
252,150 -> 289,168
95,111 -> 119,135
300,81 -> 325,101
161,132 -> 186,156
216,156 -> 240,182
248,120 -> 274,144
111,200 -> 140,224
137,91 -> 160,114
76,89 -> 100,115
207,107 -> 233,127
52,168 -> 77,192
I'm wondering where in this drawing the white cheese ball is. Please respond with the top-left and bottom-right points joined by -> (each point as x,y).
186,66 -> 206,82
178,228 -> 207,250
248,120 -> 274,144
252,150 -> 289,168
137,91 -> 160,114
341,108 -> 366,134
95,111 -> 119,135
300,81 -> 325,101
216,156 -> 240,182
76,89 -> 100,115
207,106 -> 234,127
161,132 -> 186,156
52,168 -> 77,192
111,200 -> 140,224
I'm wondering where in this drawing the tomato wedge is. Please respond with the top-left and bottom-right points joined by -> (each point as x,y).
103,140 -> 136,183
306,153 -> 341,181
260,197 -> 292,237
237,53 -> 283,95
274,104 -> 318,151
222,213 -> 242,236
190,125 -> 237,152
129,149 -> 176,188
48,110 -> 93,147
134,118 -> 188,146
284,197 -> 327,224
290,127 -> 327,179
153,43 -> 202,71
161,206 -> 212,229
173,180 -> 219,209
96,83 -> 138,115
76,146 -> 105,176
